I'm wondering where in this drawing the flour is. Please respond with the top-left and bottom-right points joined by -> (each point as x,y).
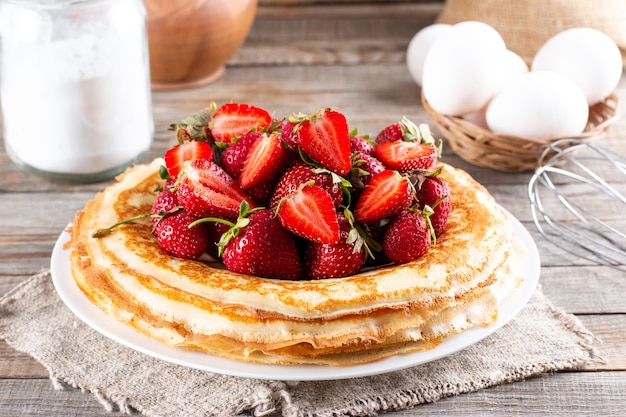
0,0 -> 153,179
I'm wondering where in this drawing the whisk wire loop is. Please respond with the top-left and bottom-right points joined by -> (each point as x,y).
528,138 -> 626,268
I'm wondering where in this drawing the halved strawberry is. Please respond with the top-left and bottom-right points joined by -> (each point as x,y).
218,131 -> 262,179
353,170 -> 414,224
376,141 -> 438,172
295,108 -> 351,175
277,185 -> 340,244
209,103 -> 272,143
164,141 -> 214,179
269,161 -> 343,209
176,159 -> 256,218
239,131 -> 291,190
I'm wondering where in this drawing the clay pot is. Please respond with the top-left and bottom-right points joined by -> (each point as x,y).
145,0 -> 258,90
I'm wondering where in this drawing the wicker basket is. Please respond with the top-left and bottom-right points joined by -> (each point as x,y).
422,92 -> 620,173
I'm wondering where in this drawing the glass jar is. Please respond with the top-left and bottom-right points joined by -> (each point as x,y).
0,0 -> 154,182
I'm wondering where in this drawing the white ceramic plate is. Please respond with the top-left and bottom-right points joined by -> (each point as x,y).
51,210 -> 540,381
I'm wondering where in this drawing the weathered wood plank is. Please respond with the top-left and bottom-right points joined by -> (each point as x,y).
0,276 -> 32,297
0,372 -> 624,417
0,344 -> 47,379
0,379 -> 130,417
579,315 -> 626,371
540,267 -> 626,314
390,371 -> 626,416
234,4 -> 442,66
0,194 -> 91,233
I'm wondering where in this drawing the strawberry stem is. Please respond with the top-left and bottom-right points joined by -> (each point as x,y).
342,207 -> 381,258
92,213 -> 159,238
419,204 -> 437,245
191,201 -> 264,258
169,104 -> 216,142
188,217 -> 236,229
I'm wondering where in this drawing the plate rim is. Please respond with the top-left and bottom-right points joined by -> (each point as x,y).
50,209 -> 540,381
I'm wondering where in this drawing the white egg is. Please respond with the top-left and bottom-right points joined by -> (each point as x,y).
462,50 -> 528,129
486,71 -> 589,140
422,21 -> 510,116
531,27 -> 622,105
406,24 -> 452,87
445,21 -> 507,51
502,49 -> 529,79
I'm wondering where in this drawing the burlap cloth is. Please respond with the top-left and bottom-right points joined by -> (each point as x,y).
1,270 -> 599,417
436,0 -> 626,67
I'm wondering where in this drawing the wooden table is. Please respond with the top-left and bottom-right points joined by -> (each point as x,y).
1,2 -> 625,415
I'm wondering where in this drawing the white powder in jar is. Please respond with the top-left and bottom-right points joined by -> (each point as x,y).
0,0 -> 153,179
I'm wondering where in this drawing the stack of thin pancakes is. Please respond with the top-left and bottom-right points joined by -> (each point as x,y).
66,159 -> 524,366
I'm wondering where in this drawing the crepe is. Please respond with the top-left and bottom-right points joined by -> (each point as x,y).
66,159 -> 524,366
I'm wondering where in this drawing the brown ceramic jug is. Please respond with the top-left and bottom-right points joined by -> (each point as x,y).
145,0 -> 258,89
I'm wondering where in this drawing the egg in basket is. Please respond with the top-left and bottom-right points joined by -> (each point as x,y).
408,22 -> 621,172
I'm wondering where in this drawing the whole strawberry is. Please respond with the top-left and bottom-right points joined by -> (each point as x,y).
416,176 -> 452,237
246,180 -> 277,207
150,185 -> 179,231
304,213 -> 367,279
350,152 -> 385,188
279,118 -> 300,150
375,122 -> 404,145
374,117 -> 423,145
155,209 -> 209,260
383,210 -> 431,264
349,134 -> 375,156
205,220 -> 233,260
222,209 -> 302,279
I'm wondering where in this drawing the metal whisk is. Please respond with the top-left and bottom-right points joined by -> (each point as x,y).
528,138 -> 626,268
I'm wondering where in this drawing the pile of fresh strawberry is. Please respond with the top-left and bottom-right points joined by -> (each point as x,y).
102,102 -> 453,280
